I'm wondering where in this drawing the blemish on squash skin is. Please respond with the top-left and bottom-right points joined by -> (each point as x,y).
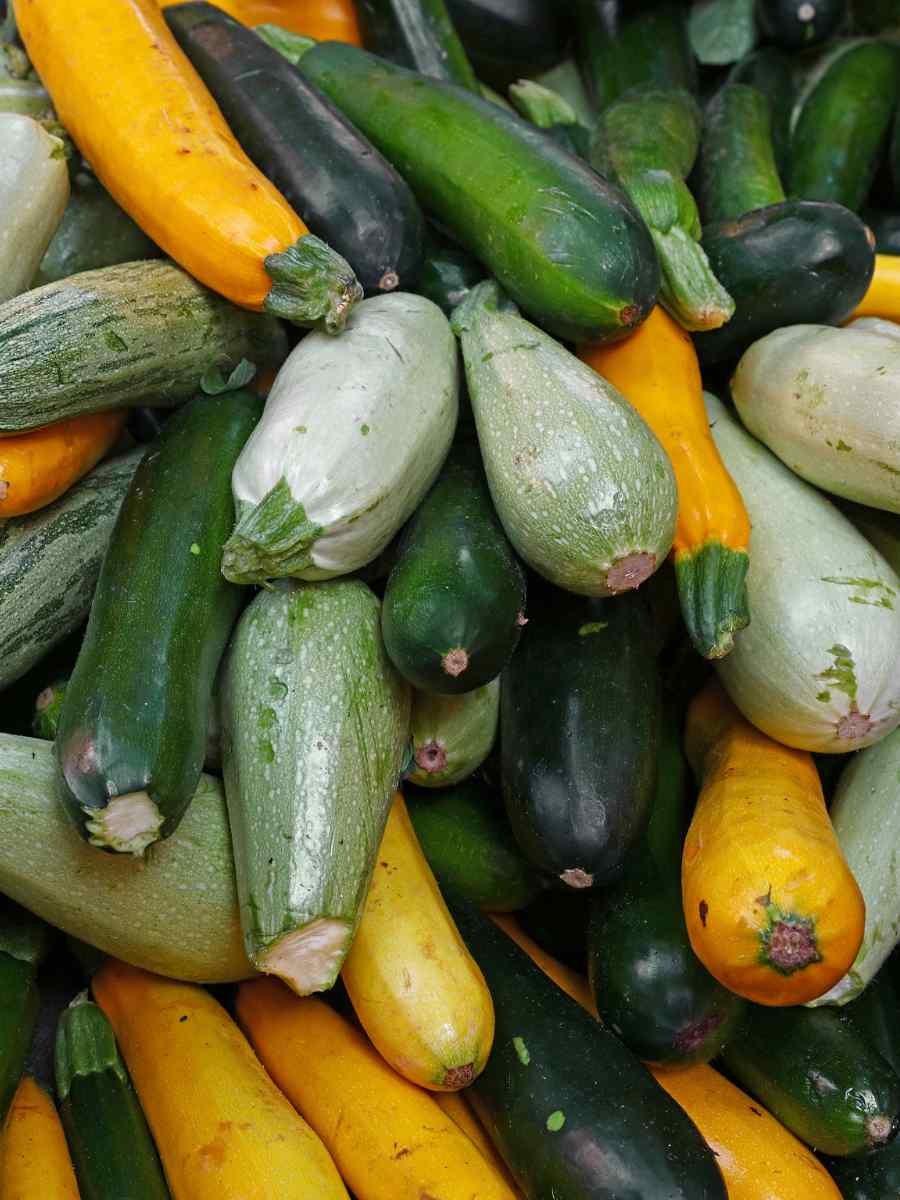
699,900 -> 709,927
197,1136 -> 227,1169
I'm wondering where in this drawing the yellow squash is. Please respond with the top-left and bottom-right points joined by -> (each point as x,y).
580,306 -> 751,659
433,1091 -> 522,1195
682,680 -> 864,1005
0,410 -> 125,517
341,792 -> 494,1091
93,959 -> 348,1200
0,1076 -> 79,1200
16,0 -> 359,331
849,253 -> 900,323
159,0 -> 362,42
237,977 -> 518,1200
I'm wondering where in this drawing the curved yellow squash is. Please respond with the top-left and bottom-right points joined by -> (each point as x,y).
0,411 -> 125,517
0,1076 -> 79,1200
159,0 -> 362,42
849,253 -> 900,323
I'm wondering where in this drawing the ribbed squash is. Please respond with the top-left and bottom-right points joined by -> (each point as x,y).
0,411 -> 125,518
93,960 -> 348,1200
16,0 -> 361,332
579,306 -> 750,659
159,0 -> 362,42
237,979 -> 518,1200
682,680 -> 864,1006
340,792 -> 494,1091
849,253 -> 900,323
0,1076 -> 79,1200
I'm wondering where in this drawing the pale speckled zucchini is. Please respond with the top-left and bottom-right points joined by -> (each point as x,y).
0,448 -> 143,691
0,113 -> 68,303
0,260 -> 288,434
452,281 -> 677,596
408,680 -> 499,788
220,578 -> 410,995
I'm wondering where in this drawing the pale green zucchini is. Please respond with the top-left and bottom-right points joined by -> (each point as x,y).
223,292 -> 458,584
220,578 -> 410,994
0,260 -> 288,433
452,281 -> 677,596
0,449 -> 143,691
407,679 -> 499,788
0,734 -> 252,983
848,316 -> 900,341
733,324 -> 900,513
708,392 -> 900,752
0,112 -> 68,303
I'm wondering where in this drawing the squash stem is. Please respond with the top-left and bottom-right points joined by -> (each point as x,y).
652,226 -> 736,332
83,791 -> 163,856
259,918 -> 351,996
222,479 -> 323,584
264,235 -> 362,334
54,995 -> 128,1102
675,541 -> 749,659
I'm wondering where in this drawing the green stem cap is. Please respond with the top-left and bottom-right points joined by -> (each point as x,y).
264,235 -> 363,335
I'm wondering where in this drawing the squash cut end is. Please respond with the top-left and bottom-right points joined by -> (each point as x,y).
606,552 -> 656,594
260,917 -> 351,996
84,791 -> 163,856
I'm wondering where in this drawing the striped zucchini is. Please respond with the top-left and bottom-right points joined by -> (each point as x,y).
0,899 -> 52,1123
0,113 -> 68,303
220,579 -> 410,995
0,260 -> 288,433
0,448 -> 143,691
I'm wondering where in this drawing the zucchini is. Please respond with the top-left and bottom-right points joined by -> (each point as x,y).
501,590 -> 660,889
727,45 -> 795,175
55,390 -> 261,854
720,1002 -> 900,1155
447,898 -> 728,1198
406,779 -> 545,911
32,678 -> 66,740
408,681 -> 499,787
417,225 -> 484,314
700,84 -> 786,225
445,0 -> 569,88
758,0 -> 849,49
220,578 -> 410,995
586,706 -> 745,1066
862,208 -> 900,255
0,260 -> 288,434
0,448 -> 142,692
517,888 -> 591,972
381,446 -> 525,693
0,899 -> 51,1122
222,292 -> 458,585
55,996 -> 171,1200
165,4 -> 425,297
36,168 -> 159,286
530,57 -> 596,129
732,325 -> 900,513
508,79 -> 592,159
356,0 -> 479,91
294,42 -> 659,343
790,41 -> 899,212
453,281 -> 678,597
0,113 -> 68,303
706,392 -> 900,752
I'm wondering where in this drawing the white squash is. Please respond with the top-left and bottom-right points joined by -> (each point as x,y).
0,113 -> 69,303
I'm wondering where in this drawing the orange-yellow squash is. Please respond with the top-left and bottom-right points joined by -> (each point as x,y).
93,959 -> 349,1200
682,680 -> 865,1006
16,0 -> 360,331
160,0 -> 362,42
433,1091 -> 522,1195
849,253 -> 900,323
0,410 -> 125,517
341,793 -> 494,1091
579,306 -> 751,660
236,977 -> 519,1200
0,1076 -> 80,1200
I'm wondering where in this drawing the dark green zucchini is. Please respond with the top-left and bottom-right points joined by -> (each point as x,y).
516,888 -> 591,973
445,0 -> 569,88
863,208 -> 900,255
447,897 -> 728,1199
406,779 -> 545,911
165,3 -> 424,297
700,84 -> 785,224
54,390 -> 261,855
720,1003 -> 900,1156
55,997 -> 171,1200
790,41 -> 899,212
757,0 -> 848,49
501,591 -> 659,889
356,0 -> 479,92
382,446 -> 526,694
850,0 -> 900,34
587,706 -> 745,1066
295,42 -> 659,343
0,898 -> 52,1122
417,226 -> 485,314
727,46 -> 795,176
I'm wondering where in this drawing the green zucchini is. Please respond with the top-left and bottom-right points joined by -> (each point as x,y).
55,390 -> 261,855
55,996 -> 170,1200
0,448 -> 143,692
501,590 -> 660,889
453,281 -> 677,597
592,88 -> 735,332
790,41 -> 899,212
220,579 -> 410,995
720,1002 -> 900,1155
447,897 -> 728,1198
294,43 -> 659,343
0,260 -> 287,434
356,0 -> 479,91
0,39 -> 52,120
417,226 -> 484,315
407,680 -> 499,787
446,0 -> 569,89
758,0 -> 849,50
587,705 -> 745,1066
700,84 -> 785,225
727,46 -> 795,175
0,113 -> 68,303
381,447 -> 525,693
0,898 -> 51,1122
406,779 -> 545,911
530,58 -> 596,129
862,208 -> 900,255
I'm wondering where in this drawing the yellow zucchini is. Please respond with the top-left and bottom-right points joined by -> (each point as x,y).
0,1076 -> 79,1200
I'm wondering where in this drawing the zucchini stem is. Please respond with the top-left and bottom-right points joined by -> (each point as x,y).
83,791 -> 163,856
264,235 -> 362,334
260,918 -> 351,996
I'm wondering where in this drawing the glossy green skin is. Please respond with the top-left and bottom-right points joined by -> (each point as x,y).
699,84 -> 785,224
55,392 -> 261,847
695,199 -> 875,365
0,956 -> 38,1122
728,46 -> 795,176
382,449 -> 526,694
757,0 -> 848,49
407,780 -> 544,911
298,43 -> 659,343
720,1004 -> 900,1156
862,208 -> 900,255
448,898 -> 728,1199
445,0 -> 569,88
356,0 -> 479,91
501,593 -> 660,888
790,42 -> 899,212
417,227 -> 485,314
